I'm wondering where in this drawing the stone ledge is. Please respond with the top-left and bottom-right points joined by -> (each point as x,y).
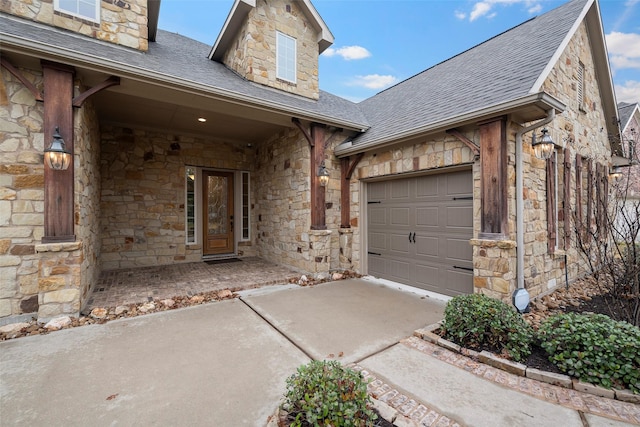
615,388 -> 640,404
338,227 -> 353,234
469,238 -> 516,249
478,350 -> 526,376
525,367 -> 572,388
308,229 -> 332,236
35,241 -> 82,253
572,379 -> 616,399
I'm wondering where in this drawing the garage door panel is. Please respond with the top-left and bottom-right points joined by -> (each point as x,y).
446,238 -> 473,263
415,236 -> 439,257
444,267 -> 474,295
390,207 -> 410,226
446,206 -> 473,228
369,207 -> 387,226
368,232 -> 388,252
389,234 -> 411,254
367,169 -> 473,297
416,207 -> 438,227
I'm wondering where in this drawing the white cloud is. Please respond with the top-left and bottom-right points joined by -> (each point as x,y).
322,45 -> 371,60
465,0 -> 543,22
615,81 -> 640,103
349,74 -> 399,90
454,10 -> 467,20
606,32 -> 640,64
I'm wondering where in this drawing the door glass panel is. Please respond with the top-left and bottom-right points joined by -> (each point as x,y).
207,176 -> 228,235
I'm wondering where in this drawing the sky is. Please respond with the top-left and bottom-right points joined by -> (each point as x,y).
157,0 -> 640,105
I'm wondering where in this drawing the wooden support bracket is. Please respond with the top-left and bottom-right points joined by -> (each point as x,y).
292,117 -> 313,146
345,152 -> 364,180
0,56 -> 44,101
72,76 -> 120,107
446,129 -> 480,156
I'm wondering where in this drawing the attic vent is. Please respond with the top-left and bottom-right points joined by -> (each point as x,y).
286,4 -> 291,12
577,61 -> 585,109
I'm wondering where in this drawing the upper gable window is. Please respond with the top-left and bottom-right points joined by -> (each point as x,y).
54,0 -> 100,23
276,31 -> 297,83
577,61 -> 585,110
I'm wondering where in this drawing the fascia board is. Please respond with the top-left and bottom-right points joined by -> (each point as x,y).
208,0 -> 256,61
335,93 -> 566,157
1,33 -> 367,132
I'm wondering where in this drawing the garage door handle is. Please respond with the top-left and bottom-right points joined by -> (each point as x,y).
453,196 -> 473,200
453,266 -> 473,272
408,232 -> 416,243
367,251 -> 382,256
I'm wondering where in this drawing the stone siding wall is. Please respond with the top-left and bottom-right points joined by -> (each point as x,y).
0,66 -> 45,319
0,0 -> 149,51
99,126 -> 255,270
221,0 -> 320,100
620,110 -> 639,198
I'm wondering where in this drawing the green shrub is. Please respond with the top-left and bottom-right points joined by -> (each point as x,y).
441,293 -> 534,362
282,360 -> 377,426
538,313 -> 640,393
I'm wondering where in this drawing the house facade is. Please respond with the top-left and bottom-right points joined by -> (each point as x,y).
0,0 -> 621,322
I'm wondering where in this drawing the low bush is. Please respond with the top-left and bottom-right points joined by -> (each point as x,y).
538,313 -> 640,393
441,293 -> 534,362
282,360 -> 377,426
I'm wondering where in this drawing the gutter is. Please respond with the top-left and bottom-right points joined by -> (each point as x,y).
335,92 -> 565,157
0,28 -> 368,133
513,109 -> 556,303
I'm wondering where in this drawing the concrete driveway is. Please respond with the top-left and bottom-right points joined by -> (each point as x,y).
0,278 -> 445,426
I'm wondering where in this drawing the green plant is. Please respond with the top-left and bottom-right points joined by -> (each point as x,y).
538,312 -> 640,393
441,293 -> 534,362
282,360 -> 377,426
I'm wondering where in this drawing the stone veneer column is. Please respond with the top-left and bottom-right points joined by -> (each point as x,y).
338,228 -> 353,270
35,241 -> 83,321
307,230 -> 332,278
470,239 -> 516,302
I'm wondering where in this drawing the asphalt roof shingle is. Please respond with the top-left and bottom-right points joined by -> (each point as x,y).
352,0 -> 589,146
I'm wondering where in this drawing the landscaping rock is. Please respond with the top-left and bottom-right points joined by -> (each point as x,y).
115,305 -> 128,315
44,316 -> 71,330
138,302 -> 155,313
90,307 -> 108,319
0,322 -> 30,335
217,290 -> 232,299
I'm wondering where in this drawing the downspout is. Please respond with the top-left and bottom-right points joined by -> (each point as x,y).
514,109 -> 555,295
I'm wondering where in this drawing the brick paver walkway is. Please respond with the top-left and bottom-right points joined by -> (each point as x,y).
356,337 -> 640,426
85,257 -> 300,312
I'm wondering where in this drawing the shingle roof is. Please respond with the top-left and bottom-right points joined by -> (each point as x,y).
618,102 -> 638,131
0,13 -> 369,130
351,0 -> 589,147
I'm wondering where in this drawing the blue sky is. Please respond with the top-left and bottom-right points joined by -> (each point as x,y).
158,0 -> 640,104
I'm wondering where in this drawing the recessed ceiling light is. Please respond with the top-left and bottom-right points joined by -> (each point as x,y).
197,117 -> 207,123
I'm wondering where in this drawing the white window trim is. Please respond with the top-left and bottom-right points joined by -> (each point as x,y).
54,0 -> 100,23
239,171 -> 251,242
185,167 -> 200,246
276,31 -> 297,84
553,150 -> 559,250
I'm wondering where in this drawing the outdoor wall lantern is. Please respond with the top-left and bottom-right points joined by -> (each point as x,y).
44,127 -> 72,171
318,161 -> 330,187
609,165 -> 622,180
531,128 -> 557,160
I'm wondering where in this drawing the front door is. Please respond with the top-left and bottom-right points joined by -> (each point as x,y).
202,171 -> 234,255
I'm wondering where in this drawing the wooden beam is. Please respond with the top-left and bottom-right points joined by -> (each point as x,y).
478,117 -> 508,238
72,76 -> 120,107
292,118 -> 313,146
310,124 -> 326,230
563,147 -> 571,249
446,129 -> 480,156
0,56 -> 43,101
546,155 -> 557,253
575,155 -> 582,238
340,153 -> 364,228
42,61 -> 75,242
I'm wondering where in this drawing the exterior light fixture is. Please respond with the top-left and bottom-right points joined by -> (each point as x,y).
531,128 -> 556,160
318,161 -> 330,187
197,117 -> 207,123
512,288 -> 530,314
44,127 -> 72,171
609,165 -> 622,180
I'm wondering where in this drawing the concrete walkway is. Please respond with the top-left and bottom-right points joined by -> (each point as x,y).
1,279 -> 638,426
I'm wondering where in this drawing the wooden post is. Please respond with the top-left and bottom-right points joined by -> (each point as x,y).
340,157 -> 350,228
478,117 -> 507,239
42,61 -> 75,242
310,124 -> 326,230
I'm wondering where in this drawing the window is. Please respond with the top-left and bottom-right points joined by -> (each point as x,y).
577,61 -> 585,109
185,167 -> 196,244
241,172 -> 250,240
276,31 -> 296,83
55,0 -> 100,22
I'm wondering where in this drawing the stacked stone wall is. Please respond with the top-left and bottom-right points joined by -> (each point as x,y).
221,0 -> 320,100
0,0 -> 149,51
99,126 -> 255,270
0,67 -> 45,319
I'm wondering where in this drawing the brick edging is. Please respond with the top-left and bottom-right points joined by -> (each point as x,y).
409,327 -> 640,424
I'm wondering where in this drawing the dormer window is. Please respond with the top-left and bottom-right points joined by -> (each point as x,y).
276,31 -> 297,83
54,0 -> 100,23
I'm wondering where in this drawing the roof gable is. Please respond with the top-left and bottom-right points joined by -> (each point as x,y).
208,0 -> 334,61
341,0 -> 618,153
618,102 -> 639,134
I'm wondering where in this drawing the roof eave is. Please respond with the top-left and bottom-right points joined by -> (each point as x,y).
335,92 -> 566,158
209,0 -> 255,61
1,32 -> 366,132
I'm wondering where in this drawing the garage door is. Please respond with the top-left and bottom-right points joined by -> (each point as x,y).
367,169 -> 473,296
